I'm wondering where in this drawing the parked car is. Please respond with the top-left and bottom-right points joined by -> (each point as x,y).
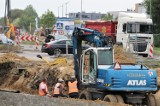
45,34 -> 68,43
0,34 -> 14,45
41,39 -> 90,55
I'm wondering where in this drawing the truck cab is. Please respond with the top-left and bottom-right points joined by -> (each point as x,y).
116,12 -> 153,57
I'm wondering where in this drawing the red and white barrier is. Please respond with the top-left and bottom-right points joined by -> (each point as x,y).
148,44 -> 153,58
35,36 -> 39,49
15,33 -> 39,50
20,34 -> 34,41
15,36 -> 22,45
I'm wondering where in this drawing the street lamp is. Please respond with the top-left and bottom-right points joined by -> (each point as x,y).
65,1 -> 69,18
150,0 -> 152,18
62,4 -> 64,17
80,0 -> 82,27
58,6 -> 60,17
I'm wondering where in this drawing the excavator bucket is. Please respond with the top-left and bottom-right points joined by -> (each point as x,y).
49,57 -> 67,66
36,55 -> 67,66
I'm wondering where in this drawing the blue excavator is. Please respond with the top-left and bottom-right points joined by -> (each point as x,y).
72,27 -> 158,105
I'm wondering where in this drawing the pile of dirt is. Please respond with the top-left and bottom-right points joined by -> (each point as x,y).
114,45 -> 136,64
0,52 -> 28,63
0,53 -> 74,95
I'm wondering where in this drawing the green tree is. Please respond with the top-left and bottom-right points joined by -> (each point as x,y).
101,13 -> 113,21
10,9 -> 23,22
0,9 -> 23,26
144,0 -> 160,47
0,17 -> 5,26
19,5 -> 38,32
40,10 -> 56,28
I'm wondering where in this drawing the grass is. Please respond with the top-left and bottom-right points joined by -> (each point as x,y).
153,47 -> 160,56
0,44 -> 18,51
141,47 -> 160,69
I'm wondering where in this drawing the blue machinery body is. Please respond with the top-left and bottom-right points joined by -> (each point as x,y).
72,27 -> 158,105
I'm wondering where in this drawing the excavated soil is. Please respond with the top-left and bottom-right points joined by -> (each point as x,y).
114,45 -> 136,64
0,53 -> 74,95
0,46 -> 159,105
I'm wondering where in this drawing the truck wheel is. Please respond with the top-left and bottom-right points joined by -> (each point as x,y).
103,95 -> 117,102
147,94 -> 157,106
115,95 -> 124,103
79,90 -> 92,100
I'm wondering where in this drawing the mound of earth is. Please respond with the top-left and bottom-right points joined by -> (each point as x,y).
0,53 -> 74,95
114,45 -> 136,64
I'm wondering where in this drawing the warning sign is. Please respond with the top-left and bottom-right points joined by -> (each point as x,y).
114,62 -> 121,70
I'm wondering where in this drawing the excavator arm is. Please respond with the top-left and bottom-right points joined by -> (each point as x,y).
72,27 -> 110,83
4,0 -> 15,38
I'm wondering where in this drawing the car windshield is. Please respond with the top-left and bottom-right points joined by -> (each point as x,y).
127,23 -> 153,34
54,35 -> 68,40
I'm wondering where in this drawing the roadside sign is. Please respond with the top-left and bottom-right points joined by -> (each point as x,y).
58,30 -> 64,35
114,62 -> 121,70
65,25 -> 70,30
56,23 -> 63,30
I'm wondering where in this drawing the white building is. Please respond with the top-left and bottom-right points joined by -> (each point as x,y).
135,3 -> 146,13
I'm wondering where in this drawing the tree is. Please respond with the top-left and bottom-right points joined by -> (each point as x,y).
144,0 -> 160,47
40,10 -> 56,28
101,13 -> 113,21
19,5 -> 38,32
10,9 -> 23,22
0,18 -> 5,26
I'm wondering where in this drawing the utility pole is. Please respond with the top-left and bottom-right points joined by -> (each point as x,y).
62,4 -> 63,17
58,7 -> 60,17
150,0 -> 152,18
65,2 -> 69,17
80,0 -> 82,27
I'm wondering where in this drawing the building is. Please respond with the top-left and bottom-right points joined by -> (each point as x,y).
106,10 -> 135,20
135,3 -> 146,13
69,12 -> 105,20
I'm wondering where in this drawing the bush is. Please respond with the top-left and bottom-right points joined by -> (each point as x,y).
154,34 -> 160,47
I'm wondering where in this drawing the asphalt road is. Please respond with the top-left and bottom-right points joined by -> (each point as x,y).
0,44 -> 159,62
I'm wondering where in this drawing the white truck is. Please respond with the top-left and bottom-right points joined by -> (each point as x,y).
116,12 -> 153,57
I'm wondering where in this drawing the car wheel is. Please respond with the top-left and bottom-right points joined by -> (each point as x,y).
54,48 -> 62,56
48,51 -> 54,56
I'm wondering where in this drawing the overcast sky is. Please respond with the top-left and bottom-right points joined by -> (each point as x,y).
0,0 -> 144,18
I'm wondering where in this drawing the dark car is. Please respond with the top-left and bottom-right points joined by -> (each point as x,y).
45,34 -> 68,43
41,39 -> 90,55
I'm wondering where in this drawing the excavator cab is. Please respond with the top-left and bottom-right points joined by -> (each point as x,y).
80,47 -> 113,85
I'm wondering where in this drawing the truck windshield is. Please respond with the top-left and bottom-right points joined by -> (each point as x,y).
98,49 -> 113,65
127,23 -> 153,34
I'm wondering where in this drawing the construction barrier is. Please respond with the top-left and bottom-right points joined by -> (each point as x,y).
15,33 -> 39,50
148,43 -> 153,58
35,36 -> 39,49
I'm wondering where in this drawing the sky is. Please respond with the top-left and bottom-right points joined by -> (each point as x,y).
0,0 -> 144,18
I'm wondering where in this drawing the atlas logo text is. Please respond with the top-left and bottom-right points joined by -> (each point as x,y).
127,80 -> 146,86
